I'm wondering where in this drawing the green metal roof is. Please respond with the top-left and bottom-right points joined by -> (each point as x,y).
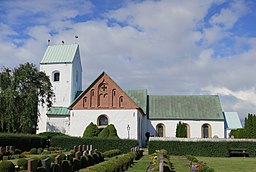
47,107 -> 70,116
223,112 -> 242,129
148,95 -> 223,120
40,44 -> 79,64
125,89 -> 147,113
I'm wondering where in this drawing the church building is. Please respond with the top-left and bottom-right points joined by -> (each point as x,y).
37,44 -> 242,146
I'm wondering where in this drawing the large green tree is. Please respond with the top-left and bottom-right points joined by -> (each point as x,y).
0,63 -> 54,133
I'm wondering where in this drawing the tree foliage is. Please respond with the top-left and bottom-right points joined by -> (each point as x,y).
83,122 -> 100,137
83,123 -> 119,138
0,63 -> 53,133
230,113 -> 256,138
175,121 -> 187,138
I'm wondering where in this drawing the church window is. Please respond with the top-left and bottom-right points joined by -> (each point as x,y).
83,97 -> 87,107
202,123 -> 212,138
53,71 -> 60,82
98,115 -> 108,126
119,96 -> 124,108
184,123 -> 190,138
156,123 -> 165,137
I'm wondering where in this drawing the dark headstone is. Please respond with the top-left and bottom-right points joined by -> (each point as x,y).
55,155 -> 61,165
41,157 -> 51,172
28,159 -> 38,172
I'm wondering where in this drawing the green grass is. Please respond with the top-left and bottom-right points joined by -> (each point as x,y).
127,155 -> 151,172
197,156 -> 256,172
170,156 -> 190,172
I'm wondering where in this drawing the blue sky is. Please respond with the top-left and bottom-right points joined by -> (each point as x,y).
0,0 -> 256,120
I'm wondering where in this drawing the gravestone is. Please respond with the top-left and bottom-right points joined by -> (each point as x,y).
0,146 -> 5,154
5,146 -> 10,152
78,145 -> 82,152
86,145 -> 89,151
82,144 -> 86,151
55,155 -> 61,165
9,146 -> 15,151
41,157 -> 51,172
28,159 -> 38,172
75,151 -> 80,159
82,151 -> 87,156
73,145 -> 77,152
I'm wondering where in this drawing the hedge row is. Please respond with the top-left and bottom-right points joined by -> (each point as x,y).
51,136 -> 139,153
148,140 -> 256,157
80,152 -> 137,172
0,133 -> 46,151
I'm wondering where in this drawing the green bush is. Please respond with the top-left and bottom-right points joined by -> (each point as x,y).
30,148 -> 37,154
0,133 -> 46,151
14,149 -> 21,154
80,156 -> 89,168
37,132 -> 70,138
83,122 -> 100,137
98,127 -> 109,138
103,149 -> 121,158
37,148 -> 43,154
61,160 -> 72,172
0,160 -> 15,172
72,158 -> 81,171
148,140 -> 256,157
80,152 -> 136,172
51,136 -> 139,154
17,158 -> 28,170
50,164 -> 61,172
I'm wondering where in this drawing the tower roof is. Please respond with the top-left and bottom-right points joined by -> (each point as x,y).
40,44 -> 79,64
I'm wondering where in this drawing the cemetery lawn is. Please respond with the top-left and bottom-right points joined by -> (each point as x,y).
197,156 -> 256,172
127,155 -> 256,172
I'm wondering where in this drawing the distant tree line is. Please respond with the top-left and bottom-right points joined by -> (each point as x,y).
0,63 -> 53,134
230,113 -> 256,138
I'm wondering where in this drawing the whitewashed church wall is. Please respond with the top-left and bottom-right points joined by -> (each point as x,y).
37,106 -> 48,134
46,116 -> 70,134
71,52 -> 82,101
69,109 -> 142,140
40,63 -> 73,107
148,119 -> 224,138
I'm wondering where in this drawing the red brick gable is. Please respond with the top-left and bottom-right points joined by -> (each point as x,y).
70,72 -> 139,110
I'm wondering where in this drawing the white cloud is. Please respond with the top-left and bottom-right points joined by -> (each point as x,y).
0,0 -> 256,120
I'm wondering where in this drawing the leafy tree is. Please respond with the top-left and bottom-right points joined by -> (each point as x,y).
0,63 -> 53,133
98,124 -> 119,138
98,127 -> 109,138
83,122 -> 99,137
175,121 -> 186,138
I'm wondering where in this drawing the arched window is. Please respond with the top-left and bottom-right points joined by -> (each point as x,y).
53,71 -> 60,82
202,123 -> 212,138
156,123 -> 165,137
98,115 -> 108,126
119,96 -> 124,108
184,123 -> 190,138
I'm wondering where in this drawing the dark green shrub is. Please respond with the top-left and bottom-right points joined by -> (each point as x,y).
30,148 -> 37,154
48,147 -> 55,151
37,148 -> 43,154
72,158 -> 81,171
17,158 -> 28,170
36,167 -> 48,172
0,160 -> 15,172
19,154 -> 26,158
14,149 -> 21,154
38,132 -> 69,137
61,160 -> 72,172
103,149 -> 121,158
176,121 -> 186,138
3,156 -> 9,160
80,156 -> 89,168
83,122 -> 100,137
108,124 -> 119,138
98,127 -> 109,138
50,164 -> 61,172
51,137 -> 139,154
87,154 -> 94,166
0,153 -> 3,160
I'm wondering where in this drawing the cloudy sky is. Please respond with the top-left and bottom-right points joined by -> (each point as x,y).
0,0 -> 256,121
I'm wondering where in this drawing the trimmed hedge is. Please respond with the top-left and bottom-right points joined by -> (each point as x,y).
80,152 -> 137,172
51,136 -> 139,153
0,133 -> 46,151
0,160 -> 15,172
149,140 -> 256,157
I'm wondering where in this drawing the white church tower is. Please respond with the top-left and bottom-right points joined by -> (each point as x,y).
37,44 -> 82,134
